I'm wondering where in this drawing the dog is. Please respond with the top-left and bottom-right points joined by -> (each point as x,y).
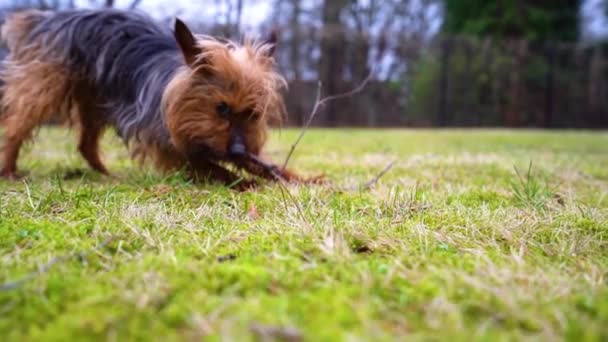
0,9 -> 320,188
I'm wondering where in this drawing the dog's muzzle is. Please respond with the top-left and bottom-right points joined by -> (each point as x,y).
228,130 -> 246,156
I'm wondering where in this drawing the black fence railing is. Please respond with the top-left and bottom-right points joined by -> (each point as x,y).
280,35 -> 608,128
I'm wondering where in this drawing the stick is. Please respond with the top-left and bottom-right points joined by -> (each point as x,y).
245,153 -> 285,182
362,160 -> 396,190
282,70 -> 374,170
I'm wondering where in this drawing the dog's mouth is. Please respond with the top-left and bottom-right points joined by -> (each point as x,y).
186,142 -> 284,182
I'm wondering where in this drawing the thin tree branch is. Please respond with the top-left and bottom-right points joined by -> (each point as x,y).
282,69 -> 374,170
361,160 -> 396,190
128,0 -> 143,10
246,153 -> 286,182
37,0 -> 50,9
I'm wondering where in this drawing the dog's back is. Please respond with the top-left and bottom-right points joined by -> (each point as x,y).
0,9 -> 180,134
1,9 -> 179,83
0,9 -> 183,177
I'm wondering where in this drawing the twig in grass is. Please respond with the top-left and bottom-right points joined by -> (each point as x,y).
0,235 -> 117,292
361,160 -> 397,190
282,70 -> 374,171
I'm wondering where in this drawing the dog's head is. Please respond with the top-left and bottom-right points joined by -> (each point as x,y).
164,19 -> 286,163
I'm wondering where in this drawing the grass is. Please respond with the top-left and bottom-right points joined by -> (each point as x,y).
1,127 -> 607,341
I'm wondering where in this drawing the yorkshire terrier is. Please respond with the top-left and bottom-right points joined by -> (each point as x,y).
0,9 -> 321,188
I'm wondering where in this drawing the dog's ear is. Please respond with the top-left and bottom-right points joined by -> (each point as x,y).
174,18 -> 203,67
264,29 -> 278,57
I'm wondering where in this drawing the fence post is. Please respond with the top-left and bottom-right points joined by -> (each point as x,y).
587,45 -> 604,128
438,36 -> 451,127
543,42 -> 555,128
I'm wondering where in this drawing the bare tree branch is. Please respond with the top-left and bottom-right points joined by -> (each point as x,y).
129,0 -> 144,10
246,153 -> 285,182
361,160 -> 396,190
282,69 -> 374,170
37,0 -> 50,9
235,0 -> 243,35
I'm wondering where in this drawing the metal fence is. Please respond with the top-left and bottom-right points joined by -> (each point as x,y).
280,34 -> 608,128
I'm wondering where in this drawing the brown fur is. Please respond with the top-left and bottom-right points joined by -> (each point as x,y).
0,10 -> 321,188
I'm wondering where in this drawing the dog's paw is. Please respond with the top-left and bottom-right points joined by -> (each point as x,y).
0,169 -> 26,181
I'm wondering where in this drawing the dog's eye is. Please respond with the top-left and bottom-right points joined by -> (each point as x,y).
216,102 -> 231,118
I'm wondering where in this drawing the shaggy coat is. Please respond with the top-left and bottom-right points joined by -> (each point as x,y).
0,9 -> 316,187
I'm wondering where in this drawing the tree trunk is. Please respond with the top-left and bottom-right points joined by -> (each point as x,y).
542,42 -> 555,128
235,0 -> 243,35
437,36 -> 451,127
504,40 -> 527,127
289,0 -> 304,125
587,45 -> 602,127
319,0 -> 347,126
290,0 -> 302,82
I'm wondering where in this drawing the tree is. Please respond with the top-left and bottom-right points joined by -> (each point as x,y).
443,0 -> 581,42
441,0 -> 582,127
319,0 -> 348,126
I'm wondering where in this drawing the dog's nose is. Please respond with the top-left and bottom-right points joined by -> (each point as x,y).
229,133 -> 246,156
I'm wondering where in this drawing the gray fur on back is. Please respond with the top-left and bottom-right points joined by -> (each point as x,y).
9,9 -> 187,148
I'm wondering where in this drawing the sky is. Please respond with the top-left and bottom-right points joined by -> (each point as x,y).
73,0 -> 273,30
582,0 -> 608,40
107,0 -> 608,40
3,0 -> 608,40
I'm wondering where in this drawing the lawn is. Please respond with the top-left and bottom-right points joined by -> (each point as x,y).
1,128 -> 607,341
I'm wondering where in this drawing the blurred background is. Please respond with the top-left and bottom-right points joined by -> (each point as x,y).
1,0 -> 607,128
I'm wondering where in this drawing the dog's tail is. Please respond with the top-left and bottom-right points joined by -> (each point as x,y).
1,10 -> 48,52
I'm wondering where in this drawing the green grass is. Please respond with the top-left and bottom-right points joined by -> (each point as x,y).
1,128 -> 607,341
